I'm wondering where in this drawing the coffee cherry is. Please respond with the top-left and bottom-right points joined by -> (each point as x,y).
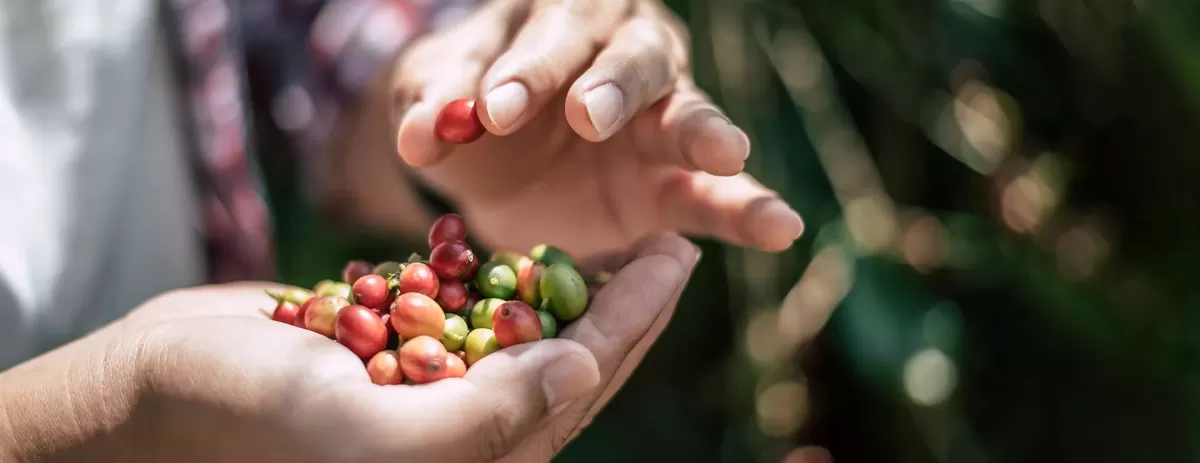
293,297 -> 316,328
270,300 -> 300,325
428,213 -> 467,249
540,264 -> 588,321
305,296 -> 351,338
492,301 -> 543,348
341,260 -> 374,285
397,262 -> 439,299
313,279 -> 338,297
390,293 -> 445,340
399,336 -> 450,384
366,350 -> 404,385
530,244 -> 576,268
278,287 -> 314,305
441,313 -> 469,351
435,278 -> 469,312
469,298 -> 506,330
323,282 -> 353,301
434,98 -> 485,144
335,305 -> 388,359
352,274 -> 391,311
429,240 -> 477,281
464,328 -> 501,366
536,310 -> 558,339
475,261 -> 516,300
491,251 -> 527,272
442,351 -> 467,379
463,256 -> 480,281
516,261 -> 546,306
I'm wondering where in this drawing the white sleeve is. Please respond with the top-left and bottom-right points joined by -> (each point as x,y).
0,2 -> 205,369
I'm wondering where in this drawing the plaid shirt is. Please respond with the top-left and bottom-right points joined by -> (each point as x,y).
163,0 -> 475,283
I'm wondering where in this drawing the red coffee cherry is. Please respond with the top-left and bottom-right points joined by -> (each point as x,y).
434,98 -> 485,144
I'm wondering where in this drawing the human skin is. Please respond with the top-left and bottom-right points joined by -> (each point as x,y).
329,0 -> 804,259
0,233 -> 699,463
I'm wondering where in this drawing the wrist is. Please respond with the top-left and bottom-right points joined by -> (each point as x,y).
0,326 -> 144,461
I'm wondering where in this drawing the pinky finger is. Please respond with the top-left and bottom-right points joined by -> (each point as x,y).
659,170 -> 804,252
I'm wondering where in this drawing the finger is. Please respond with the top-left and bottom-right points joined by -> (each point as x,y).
477,0 -> 632,135
556,233 -> 699,431
368,340 -> 600,463
564,17 -> 681,141
659,170 -> 805,252
629,81 -> 751,176
393,0 -> 525,167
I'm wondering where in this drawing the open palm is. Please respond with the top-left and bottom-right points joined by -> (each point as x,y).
392,0 -> 803,258
108,234 -> 697,462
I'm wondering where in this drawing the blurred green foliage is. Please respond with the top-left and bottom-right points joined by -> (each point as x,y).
253,0 -> 1200,462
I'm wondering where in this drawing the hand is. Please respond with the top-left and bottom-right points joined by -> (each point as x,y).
391,0 -> 804,258
0,234 -> 699,463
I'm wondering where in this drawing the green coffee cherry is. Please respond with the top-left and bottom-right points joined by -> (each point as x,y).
530,244 -> 576,268
329,282 -> 354,302
475,261 -> 516,300
313,279 -> 338,297
441,314 -> 469,351
465,328 -> 501,366
536,310 -> 558,339
470,298 -> 506,330
268,286 -> 313,306
491,251 -> 527,272
539,263 -> 588,321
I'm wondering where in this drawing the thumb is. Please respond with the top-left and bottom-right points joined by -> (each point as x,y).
392,0 -> 525,167
391,339 -> 599,463
463,339 -> 600,458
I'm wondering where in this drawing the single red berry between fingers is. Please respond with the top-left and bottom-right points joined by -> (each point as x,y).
434,98 -> 485,144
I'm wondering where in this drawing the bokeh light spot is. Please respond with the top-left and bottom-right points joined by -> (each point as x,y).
756,380 -> 810,437
903,348 -> 958,407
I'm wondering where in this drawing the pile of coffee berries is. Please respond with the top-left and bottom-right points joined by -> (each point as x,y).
265,213 -> 609,386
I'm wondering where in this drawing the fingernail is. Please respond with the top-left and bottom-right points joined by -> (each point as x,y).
541,353 -> 599,411
484,82 -> 529,131
756,199 -> 805,250
689,118 -> 750,176
584,84 -> 624,138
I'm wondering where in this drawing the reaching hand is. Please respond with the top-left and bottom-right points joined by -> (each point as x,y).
391,0 -> 804,258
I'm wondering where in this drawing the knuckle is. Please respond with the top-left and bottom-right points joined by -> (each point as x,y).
549,410 -> 587,451
470,400 -> 521,461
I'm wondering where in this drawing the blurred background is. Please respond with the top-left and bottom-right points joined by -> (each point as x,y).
253,0 -> 1200,461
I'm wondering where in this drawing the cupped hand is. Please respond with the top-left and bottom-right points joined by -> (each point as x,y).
103,233 -> 698,463
392,0 -> 804,258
